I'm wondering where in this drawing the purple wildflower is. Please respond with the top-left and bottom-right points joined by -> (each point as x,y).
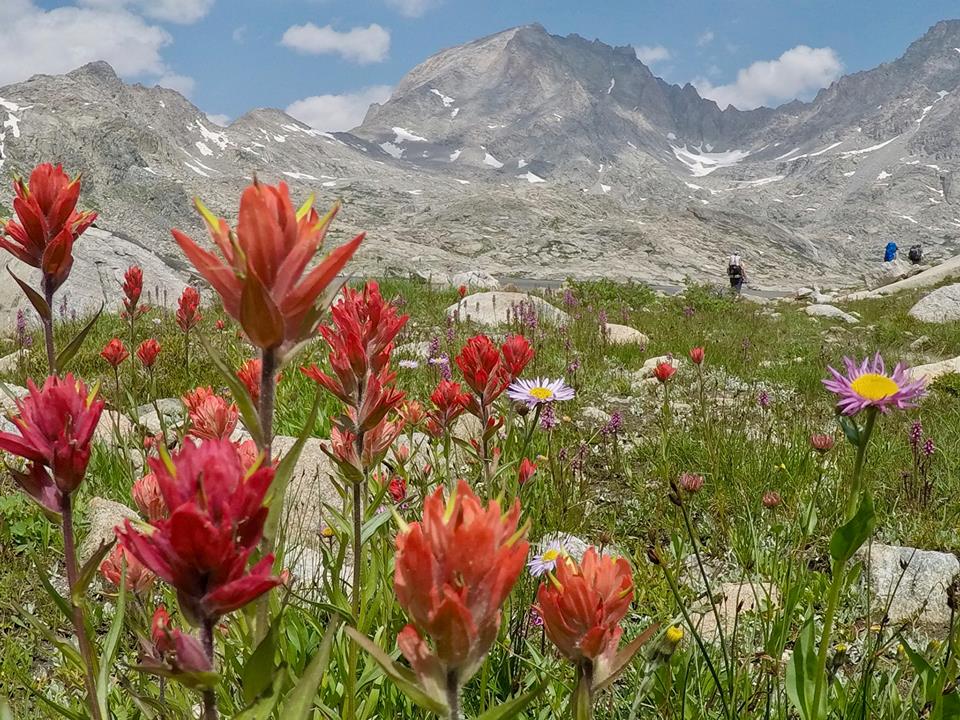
923,438 -> 935,457
602,411 -> 624,437
540,402 -> 558,430
758,390 -> 771,408
562,288 -> 578,308
909,420 -> 923,448
823,353 -> 926,416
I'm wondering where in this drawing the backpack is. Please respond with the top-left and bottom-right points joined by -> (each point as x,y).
909,245 -> 922,263
727,255 -> 743,279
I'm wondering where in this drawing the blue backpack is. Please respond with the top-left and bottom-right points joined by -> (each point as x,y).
884,242 -> 898,262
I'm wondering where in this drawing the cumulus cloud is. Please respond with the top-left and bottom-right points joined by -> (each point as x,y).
386,0 -> 441,17
286,85 -> 393,132
155,73 -> 195,96
694,45 -> 843,110
0,2 -> 193,89
635,45 -> 671,65
696,30 -> 714,47
281,23 -> 390,64
78,0 -> 215,24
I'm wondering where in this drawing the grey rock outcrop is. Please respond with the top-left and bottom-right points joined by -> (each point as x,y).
78,497 -> 138,564
908,283 -> 960,323
805,304 -> 859,323
448,291 -> 568,327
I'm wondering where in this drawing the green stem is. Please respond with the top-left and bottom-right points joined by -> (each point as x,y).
254,346 -> 278,641
845,408 -> 877,519
62,495 -> 103,720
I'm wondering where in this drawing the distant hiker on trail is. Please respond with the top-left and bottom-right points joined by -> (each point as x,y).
727,253 -> 746,294
884,241 -> 898,262
908,244 -> 923,265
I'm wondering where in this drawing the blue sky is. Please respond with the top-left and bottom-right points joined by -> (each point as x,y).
5,0 -> 959,130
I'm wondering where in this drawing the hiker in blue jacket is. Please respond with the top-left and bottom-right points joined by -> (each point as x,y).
884,241 -> 898,262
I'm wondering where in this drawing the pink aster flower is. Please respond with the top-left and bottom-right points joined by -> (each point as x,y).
507,377 -> 575,407
823,353 -> 925,416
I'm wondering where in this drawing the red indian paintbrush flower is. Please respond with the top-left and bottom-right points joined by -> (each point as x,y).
176,286 -> 202,332
536,547 -> 634,678
136,338 -> 161,369
100,544 -> 155,593
144,606 -> 214,682
172,182 -> 363,353
235,358 -> 281,406
0,374 -> 104,513
518,458 -> 537,486
117,439 -> 281,625
100,338 -> 129,368
457,284 -> 467,299
132,472 -> 168,521
394,480 -> 529,705
689,347 -> 705,366
501,334 -> 534,379
455,334 -> 511,415
122,265 -> 144,316
0,163 -> 97,293
425,379 -> 470,437
653,361 -> 677,383
182,386 -> 238,440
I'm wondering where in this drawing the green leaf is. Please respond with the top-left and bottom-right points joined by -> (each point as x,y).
198,333 -> 263,446
785,614 -> 821,720
570,669 -> 593,720
837,414 -> 860,447
234,671 -> 286,720
31,552 -> 72,621
72,537 -> 116,606
263,390 -> 321,545
344,626 -> 447,715
281,617 -> 341,720
241,618 -> 278,705
96,563 -> 126,718
0,697 -> 12,720
476,681 -> 547,720
7,266 -> 50,322
26,685 -> 85,720
829,492 -> 876,566
899,638 -> 936,703
56,303 -> 103,372
360,508 -> 394,546
19,606 -> 83,669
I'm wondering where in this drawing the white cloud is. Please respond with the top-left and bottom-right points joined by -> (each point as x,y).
232,25 -> 246,43
78,0 -> 215,24
386,0 -> 441,17
281,23 -> 390,64
286,85 -> 393,132
206,113 -> 230,126
635,45 -> 671,65
696,30 -> 714,47
155,73 -> 195,96
0,2 -> 189,88
694,45 -> 843,110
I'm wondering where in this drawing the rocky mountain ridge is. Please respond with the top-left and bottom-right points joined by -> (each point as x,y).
0,21 -> 958,295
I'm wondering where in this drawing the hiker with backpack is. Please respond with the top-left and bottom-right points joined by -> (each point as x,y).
728,253 -> 746,294
884,241 -> 898,262
908,244 -> 923,265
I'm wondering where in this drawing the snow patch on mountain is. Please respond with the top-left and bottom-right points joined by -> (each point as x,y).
518,171 -> 545,183
483,152 -> 504,169
430,89 -> 455,107
671,145 -> 750,177
393,127 -> 428,143
840,137 -> 899,156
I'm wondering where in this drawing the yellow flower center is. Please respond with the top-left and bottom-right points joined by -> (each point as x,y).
529,387 -> 554,400
849,373 -> 899,401
541,548 -> 562,563
665,625 -> 684,644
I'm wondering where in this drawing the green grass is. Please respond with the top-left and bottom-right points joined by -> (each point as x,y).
2,277 -> 960,717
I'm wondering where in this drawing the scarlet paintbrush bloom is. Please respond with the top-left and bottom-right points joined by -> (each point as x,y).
398,400 -> 426,427
387,475 -> 407,503
455,334 -> 511,414
100,338 -> 129,368
0,374 -> 104,512
394,480 -> 529,705
176,286 -> 202,332
689,347 -> 705,366
536,547 -> 634,670
653,361 -> 677,383
122,265 -> 143,316
136,338 -> 161,368
0,163 -> 97,292
235,358 -> 282,406
100,544 -> 155,593
215,319 -> 226,331
172,181 -> 363,353
118,439 -> 281,625
518,458 -> 537,486
457,284 -> 467,299
147,606 -> 213,677
183,388 -> 239,441
501,334 -> 534,379
326,416 -> 405,472
132,472 -> 168,521
425,379 -> 470,437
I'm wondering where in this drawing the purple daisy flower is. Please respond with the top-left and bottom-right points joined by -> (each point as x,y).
823,353 -> 926,416
527,537 -> 574,577
507,377 -> 576,407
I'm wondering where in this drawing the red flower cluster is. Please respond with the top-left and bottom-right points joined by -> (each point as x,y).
394,481 -> 529,704
425,379 -> 470,437
653,361 -> 677,383
0,163 -> 96,292
689,346 -> 705,366
122,265 -> 147,318
0,374 -> 104,514
518,458 -> 537,486
136,338 -> 161,369
99,544 -> 155,593
236,358 -> 282,406
132,472 -> 168,521
100,338 -> 129,368
176,286 -> 202,332
455,334 -> 532,416
173,181 -> 362,353
536,548 -> 634,680
144,606 -> 213,680
183,386 -> 239,440
118,439 -> 281,625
